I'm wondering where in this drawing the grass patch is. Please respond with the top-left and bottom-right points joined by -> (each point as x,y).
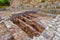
0,0 -> 10,6
0,6 -> 9,8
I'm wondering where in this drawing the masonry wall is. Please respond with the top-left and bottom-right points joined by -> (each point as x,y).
10,0 -> 60,11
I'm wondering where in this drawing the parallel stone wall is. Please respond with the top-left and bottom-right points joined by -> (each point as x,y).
10,0 -> 60,7
10,0 -> 60,11
10,0 -> 41,8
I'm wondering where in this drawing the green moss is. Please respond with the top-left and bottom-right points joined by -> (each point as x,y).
0,6 -> 9,8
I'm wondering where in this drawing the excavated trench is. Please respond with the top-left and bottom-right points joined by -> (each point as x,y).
10,11 -> 50,38
0,11 -> 54,40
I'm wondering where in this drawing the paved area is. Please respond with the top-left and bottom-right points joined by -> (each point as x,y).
33,15 -> 60,40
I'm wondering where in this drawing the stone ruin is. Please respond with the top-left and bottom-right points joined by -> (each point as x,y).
9,0 -> 60,12
0,0 -> 60,40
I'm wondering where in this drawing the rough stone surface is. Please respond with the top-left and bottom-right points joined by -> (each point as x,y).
33,15 -> 60,40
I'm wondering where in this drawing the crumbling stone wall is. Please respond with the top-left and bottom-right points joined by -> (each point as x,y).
10,0 -> 41,8
10,0 -> 60,11
10,0 -> 60,7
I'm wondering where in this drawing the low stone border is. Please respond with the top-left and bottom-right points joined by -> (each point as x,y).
40,8 -> 60,14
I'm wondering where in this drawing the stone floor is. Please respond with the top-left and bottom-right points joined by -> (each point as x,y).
0,7 -> 60,40
33,15 -> 60,40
